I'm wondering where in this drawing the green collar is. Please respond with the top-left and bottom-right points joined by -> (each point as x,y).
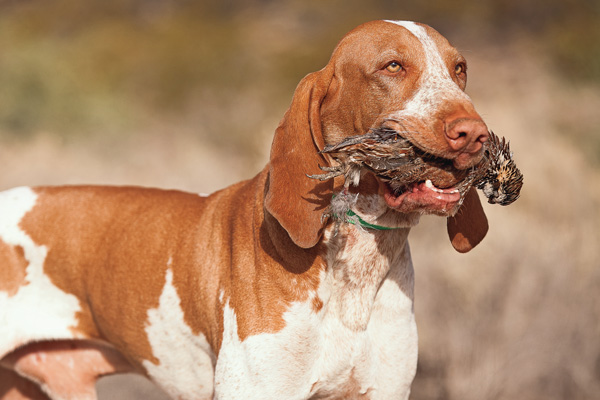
342,209 -> 400,231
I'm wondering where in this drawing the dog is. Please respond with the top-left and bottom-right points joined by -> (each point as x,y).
0,20 -> 490,399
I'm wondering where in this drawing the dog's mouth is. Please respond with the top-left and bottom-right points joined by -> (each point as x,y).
312,127 -> 489,217
374,144 -> 483,216
382,179 -> 462,215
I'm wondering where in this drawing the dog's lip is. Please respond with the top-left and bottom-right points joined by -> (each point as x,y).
382,180 -> 461,213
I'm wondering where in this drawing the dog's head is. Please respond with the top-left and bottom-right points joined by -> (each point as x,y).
265,20 -> 488,253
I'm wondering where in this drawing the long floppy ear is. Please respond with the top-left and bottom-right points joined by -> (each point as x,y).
447,187 -> 488,253
264,67 -> 334,249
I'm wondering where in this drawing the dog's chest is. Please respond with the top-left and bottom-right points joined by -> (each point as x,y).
215,228 -> 418,399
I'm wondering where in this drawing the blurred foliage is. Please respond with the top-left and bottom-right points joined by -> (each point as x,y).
0,0 -> 597,146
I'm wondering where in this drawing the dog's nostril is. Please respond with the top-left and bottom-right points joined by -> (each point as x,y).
446,129 -> 467,141
447,131 -> 468,150
445,118 -> 488,152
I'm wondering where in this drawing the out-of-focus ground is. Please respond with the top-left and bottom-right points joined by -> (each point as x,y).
1,1 -> 599,399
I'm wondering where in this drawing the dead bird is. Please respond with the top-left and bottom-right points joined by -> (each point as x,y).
475,131 -> 524,205
310,127 -> 523,207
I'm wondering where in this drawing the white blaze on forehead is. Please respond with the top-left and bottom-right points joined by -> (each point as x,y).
0,187 -> 82,358
142,268 -> 215,399
384,20 -> 471,118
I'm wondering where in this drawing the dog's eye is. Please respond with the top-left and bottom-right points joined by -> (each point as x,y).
454,63 -> 466,75
386,61 -> 402,73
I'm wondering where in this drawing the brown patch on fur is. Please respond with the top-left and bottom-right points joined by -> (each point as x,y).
312,296 -> 324,312
19,186 -> 218,366
15,178 -> 326,367
0,242 -> 28,297
223,169 -> 326,344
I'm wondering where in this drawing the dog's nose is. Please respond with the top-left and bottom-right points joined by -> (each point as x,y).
444,117 -> 488,155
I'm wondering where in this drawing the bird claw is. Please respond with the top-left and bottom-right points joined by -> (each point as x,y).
307,164 -> 344,181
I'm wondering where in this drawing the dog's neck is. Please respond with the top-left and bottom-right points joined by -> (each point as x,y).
321,193 -> 417,331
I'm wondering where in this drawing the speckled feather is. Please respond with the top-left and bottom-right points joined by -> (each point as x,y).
476,130 -> 524,205
310,128 -> 523,206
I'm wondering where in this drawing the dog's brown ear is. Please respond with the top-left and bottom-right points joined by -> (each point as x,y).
447,187 -> 488,253
264,67 -> 334,249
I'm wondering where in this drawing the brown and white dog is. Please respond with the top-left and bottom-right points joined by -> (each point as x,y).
0,20 -> 490,400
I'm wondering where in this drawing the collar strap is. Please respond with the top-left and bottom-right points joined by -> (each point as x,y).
343,209 -> 400,231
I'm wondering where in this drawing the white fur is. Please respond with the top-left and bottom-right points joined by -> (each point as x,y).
385,20 -> 471,119
142,268 -> 216,399
0,187 -> 82,359
214,194 -> 418,399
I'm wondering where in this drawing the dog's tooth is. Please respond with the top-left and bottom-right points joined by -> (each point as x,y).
425,179 -> 446,193
426,180 -> 443,193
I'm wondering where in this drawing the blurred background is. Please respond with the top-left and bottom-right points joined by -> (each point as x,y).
0,0 -> 599,399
